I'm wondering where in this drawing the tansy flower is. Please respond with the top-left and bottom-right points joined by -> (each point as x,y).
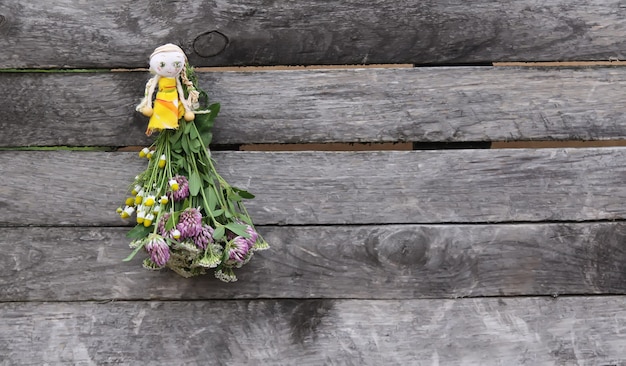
195,251 -> 221,268
215,267 -> 237,282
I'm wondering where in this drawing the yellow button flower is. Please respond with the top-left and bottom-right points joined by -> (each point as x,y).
136,211 -> 145,224
143,213 -> 155,227
158,154 -> 167,168
139,147 -> 150,158
120,206 -> 135,219
144,195 -> 156,206
169,179 -> 179,191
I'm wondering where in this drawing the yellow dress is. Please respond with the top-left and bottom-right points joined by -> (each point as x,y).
146,77 -> 184,135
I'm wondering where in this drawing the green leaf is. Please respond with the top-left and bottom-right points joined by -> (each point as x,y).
190,124 -> 200,140
206,187 -> 218,210
209,103 -> 221,117
181,135 -> 191,154
170,127 -> 183,144
190,139 -> 202,153
212,209 -> 224,217
236,214 -> 253,225
126,224 -> 152,239
184,120 -> 193,134
194,104 -> 219,147
189,171 -> 202,196
225,223 -> 251,238
234,188 -> 255,199
165,212 -> 178,231
123,239 -> 147,262
213,226 -> 225,240
201,132 -> 213,148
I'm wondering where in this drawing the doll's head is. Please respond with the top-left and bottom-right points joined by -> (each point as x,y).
149,44 -> 187,78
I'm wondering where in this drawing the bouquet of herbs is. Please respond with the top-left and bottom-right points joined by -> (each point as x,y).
117,45 -> 268,282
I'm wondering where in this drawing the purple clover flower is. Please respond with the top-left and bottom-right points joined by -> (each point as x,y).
157,212 -> 178,239
228,236 -> 250,263
167,175 -> 190,202
245,225 -> 259,248
193,224 -> 215,249
145,235 -> 170,267
157,213 -> 170,236
177,207 -> 203,239
231,219 -> 258,247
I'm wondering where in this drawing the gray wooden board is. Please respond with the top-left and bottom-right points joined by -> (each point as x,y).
2,67 -> 626,147
2,297 -> 626,365
1,149 -> 625,226
2,0 -> 626,68
1,223 -> 626,301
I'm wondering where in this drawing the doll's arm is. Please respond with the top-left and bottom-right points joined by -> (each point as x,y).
137,75 -> 160,117
176,78 -> 195,121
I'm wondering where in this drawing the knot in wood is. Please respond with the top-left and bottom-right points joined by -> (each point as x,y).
372,229 -> 429,268
0,15 -> 7,29
193,30 -> 229,57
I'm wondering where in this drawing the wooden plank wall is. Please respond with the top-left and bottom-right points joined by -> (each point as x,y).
1,1 -> 626,365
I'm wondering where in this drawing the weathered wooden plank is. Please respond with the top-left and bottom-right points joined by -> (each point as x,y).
3,67 -> 626,147
2,297 -> 626,365
2,0 -> 626,68
1,149 -> 625,226
1,223 -> 625,301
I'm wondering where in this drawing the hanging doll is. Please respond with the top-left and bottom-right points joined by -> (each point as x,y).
118,44 -> 268,281
136,43 -> 197,135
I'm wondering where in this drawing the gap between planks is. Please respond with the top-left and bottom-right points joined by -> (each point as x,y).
109,60 -> 626,72
113,140 -> 626,152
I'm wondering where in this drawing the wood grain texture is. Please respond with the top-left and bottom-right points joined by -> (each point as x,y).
1,149 -> 625,226
2,297 -> 626,365
2,0 -> 626,68
1,223 -> 625,301
3,67 -> 626,147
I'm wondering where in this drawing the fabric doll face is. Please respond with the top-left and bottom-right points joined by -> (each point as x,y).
150,51 -> 186,78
